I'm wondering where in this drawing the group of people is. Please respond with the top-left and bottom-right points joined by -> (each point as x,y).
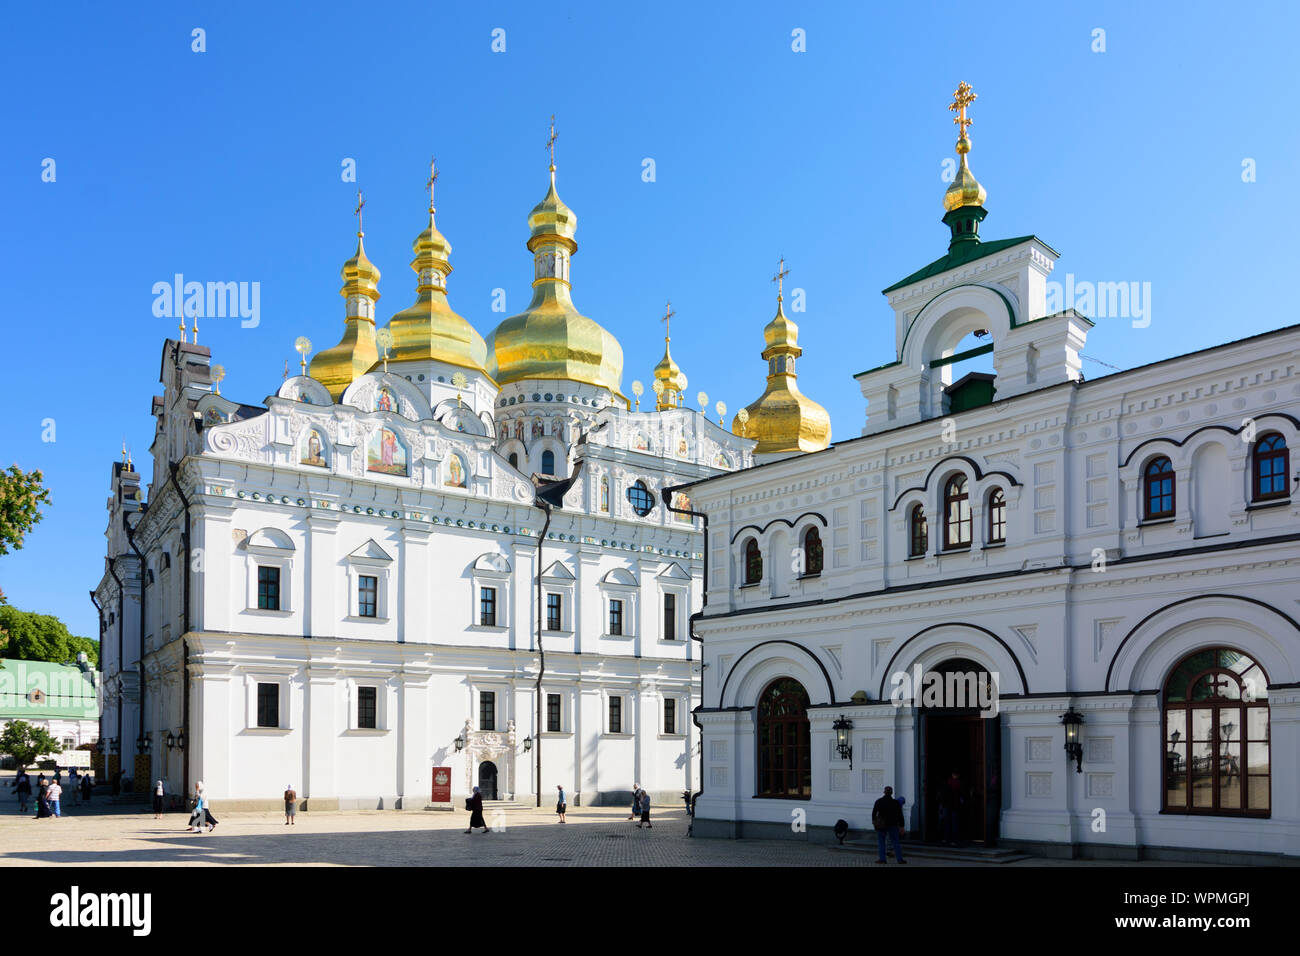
186,781 -> 218,832
627,783 -> 651,828
12,768 -> 94,818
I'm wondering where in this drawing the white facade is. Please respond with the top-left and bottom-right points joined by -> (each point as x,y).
684,225 -> 1300,861
95,342 -> 753,809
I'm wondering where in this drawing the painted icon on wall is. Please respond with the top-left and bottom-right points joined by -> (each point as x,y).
367,427 -> 408,476
600,475 -> 610,512
446,453 -> 467,488
376,387 -> 397,413
301,430 -> 327,467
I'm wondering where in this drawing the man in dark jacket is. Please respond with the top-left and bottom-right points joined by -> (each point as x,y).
872,786 -> 907,864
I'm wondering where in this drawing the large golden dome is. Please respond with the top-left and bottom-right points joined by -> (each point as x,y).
732,299 -> 830,455
485,170 -> 625,397
381,206 -> 489,376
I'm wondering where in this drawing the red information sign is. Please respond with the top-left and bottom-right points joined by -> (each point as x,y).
431,766 -> 452,804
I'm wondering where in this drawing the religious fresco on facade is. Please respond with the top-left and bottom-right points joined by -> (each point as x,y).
677,436 -> 690,458
532,419 -> 544,440
301,430 -> 327,467
674,492 -> 692,521
203,406 -> 228,427
376,387 -> 397,413
714,451 -> 732,468
446,453 -> 467,488
514,419 -> 524,441
367,427 -> 408,476
600,475 -> 610,512
632,432 -> 650,452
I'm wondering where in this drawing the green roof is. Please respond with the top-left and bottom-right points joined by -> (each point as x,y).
0,659 -> 99,720
881,235 -> 1057,295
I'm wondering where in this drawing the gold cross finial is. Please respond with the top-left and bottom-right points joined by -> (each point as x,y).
546,115 -> 558,171
771,257 -> 790,300
354,188 -> 366,235
121,440 -> 128,464
661,300 -> 675,340
950,81 -> 977,138
426,157 -> 438,212
283,359 -> 290,381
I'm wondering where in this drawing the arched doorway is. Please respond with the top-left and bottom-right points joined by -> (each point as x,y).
478,761 -> 498,800
917,658 -> 1000,845
756,678 -> 811,799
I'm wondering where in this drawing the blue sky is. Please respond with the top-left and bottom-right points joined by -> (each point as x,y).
2,1 -> 1296,639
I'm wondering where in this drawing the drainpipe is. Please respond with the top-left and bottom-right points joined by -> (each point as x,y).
107,558 -> 124,781
124,515 -> 148,785
169,463 -> 193,793
533,503 -> 552,809
661,483 -> 708,832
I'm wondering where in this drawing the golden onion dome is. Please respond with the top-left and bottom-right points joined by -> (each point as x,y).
381,206 -> 489,376
485,170 -> 624,397
942,134 -> 986,212
652,339 -> 687,408
310,232 -> 381,400
731,299 -> 830,455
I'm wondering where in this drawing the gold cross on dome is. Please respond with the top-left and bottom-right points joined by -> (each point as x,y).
426,157 -> 438,210
546,114 -> 558,170
950,81 -> 977,137
354,188 -> 366,234
771,257 -> 790,299
661,300 -> 675,339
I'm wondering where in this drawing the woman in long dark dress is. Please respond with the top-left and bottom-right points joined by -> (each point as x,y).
464,786 -> 490,834
34,781 -> 51,819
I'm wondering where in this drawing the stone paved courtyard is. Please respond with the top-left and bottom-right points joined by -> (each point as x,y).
0,789 -> 1208,867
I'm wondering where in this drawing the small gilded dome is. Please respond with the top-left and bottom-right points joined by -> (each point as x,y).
731,299 -> 830,455
943,136 -> 987,212
528,172 -> 577,248
653,339 -> 687,405
342,234 -> 381,289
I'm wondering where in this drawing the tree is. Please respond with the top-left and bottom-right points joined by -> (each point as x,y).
0,465 -> 51,555
0,719 -> 62,768
0,606 -> 99,666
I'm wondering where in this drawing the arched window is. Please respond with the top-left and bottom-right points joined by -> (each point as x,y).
508,452 -> 519,468
1252,433 -> 1289,501
743,538 -> 762,585
943,475 -> 972,549
541,450 -> 556,476
1163,648 -> 1269,816
987,488 -> 1006,544
1144,456 -> 1175,519
908,504 -> 928,558
802,527 -> 823,576
756,678 -> 811,799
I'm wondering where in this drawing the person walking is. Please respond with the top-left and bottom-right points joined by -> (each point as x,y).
637,789 -> 652,829
14,770 -> 31,813
627,783 -> 641,821
153,780 -> 165,819
187,783 -> 205,832
47,780 -> 63,818
198,782 -> 218,831
79,773 -> 93,804
555,785 -> 567,823
872,785 -> 907,864
34,779 -> 51,819
284,785 -> 297,825
464,786 -> 490,833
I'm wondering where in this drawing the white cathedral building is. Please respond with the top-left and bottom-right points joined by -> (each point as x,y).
92,156 -> 779,809
678,87 -> 1300,861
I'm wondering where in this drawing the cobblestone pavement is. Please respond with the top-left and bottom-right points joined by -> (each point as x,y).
0,794 -> 1203,867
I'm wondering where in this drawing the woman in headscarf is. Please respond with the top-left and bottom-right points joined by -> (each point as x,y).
34,778 -> 51,819
464,785 -> 490,834
153,780 -> 165,819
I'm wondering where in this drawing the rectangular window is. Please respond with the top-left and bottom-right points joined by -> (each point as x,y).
480,586 -> 497,627
358,575 -> 377,618
664,698 -> 676,735
663,593 -> 676,641
547,693 -> 561,733
257,566 -> 281,611
546,593 -> 562,631
479,691 -> 496,731
357,686 -> 377,729
609,696 -> 622,734
256,682 -> 279,728
609,599 -> 623,635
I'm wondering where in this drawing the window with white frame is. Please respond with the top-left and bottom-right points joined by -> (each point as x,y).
656,563 -> 690,641
608,694 -> 624,734
357,685 -> 378,728
599,567 -> 638,638
245,675 -> 291,730
243,528 -> 295,613
470,553 -> 511,629
663,697 -> 678,735
345,539 -> 393,620
547,692 -> 563,732
541,560 -> 575,633
479,689 -> 497,731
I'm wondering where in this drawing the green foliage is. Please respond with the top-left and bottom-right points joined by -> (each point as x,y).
0,606 -> 99,666
0,719 -> 62,768
0,465 -> 51,555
